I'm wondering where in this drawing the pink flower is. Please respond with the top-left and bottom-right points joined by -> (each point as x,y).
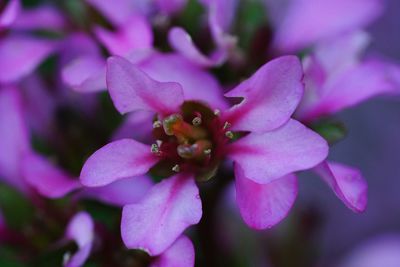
80,55 -> 328,255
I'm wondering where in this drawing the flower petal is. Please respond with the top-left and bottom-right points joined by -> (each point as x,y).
150,235 -> 195,267
64,212 -> 94,267
235,164 -> 297,229
138,52 -> 228,109
82,175 -> 153,206
313,161 -> 367,213
21,153 -> 81,199
94,15 -> 153,56
80,139 -> 158,187
106,56 -> 184,115
0,35 -> 58,83
86,0 -> 142,25
62,55 -> 106,93
12,5 -> 66,31
168,27 -> 227,67
0,87 -> 30,191
224,55 -> 303,133
0,0 -> 20,28
229,119 -> 328,184
121,174 -> 202,255
272,0 -> 383,52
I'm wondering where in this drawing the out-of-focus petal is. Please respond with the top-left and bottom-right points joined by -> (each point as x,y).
0,0 -> 20,28
338,234 -> 400,267
272,0 -> 384,52
235,164 -> 297,229
106,56 -> 184,115
0,87 -> 30,191
314,161 -> 367,213
121,174 -> 202,256
21,153 -> 81,199
150,235 -> 195,267
80,139 -> 158,187
138,52 -> 228,109
155,0 -> 187,15
12,5 -> 66,31
0,35 -> 58,83
229,119 -> 328,184
64,212 -> 94,267
59,33 -> 101,66
62,55 -> 106,93
168,27 -> 227,67
82,175 -> 153,206
111,111 -> 155,143
94,15 -> 153,56
224,56 -> 303,133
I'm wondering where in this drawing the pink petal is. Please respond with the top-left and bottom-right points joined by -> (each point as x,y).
94,15 -> 153,56
0,87 -> 30,191
168,27 -> 227,67
121,174 -> 202,255
111,111 -> 155,143
62,55 -> 106,93
138,52 -> 228,109
272,0 -> 383,52
0,0 -> 20,28
150,235 -> 195,267
235,164 -> 297,229
224,55 -> 304,133
80,139 -> 158,187
155,0 -> 187,15
21,153 -> 81,199
82,175 -> 153,206
313,161 -> 367,213
106,56 -> 184,115
59,33 -> 101,66
229,119 -> 328,184
0,35 -> 58,83
12,5 -> 66,31
65,212 -> 94,267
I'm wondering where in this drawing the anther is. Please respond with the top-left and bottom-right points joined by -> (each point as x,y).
172,164 -> 180,172
204,149 -> 212,155
223,121 -> 231,130
153,120 -> 162,128
225,131 -> 234,139
151,144 -> 160,154
213,109 -> 221,116
192,116 -> 202,126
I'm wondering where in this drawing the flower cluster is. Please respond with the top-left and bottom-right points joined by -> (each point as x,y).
0,0 -> 399,266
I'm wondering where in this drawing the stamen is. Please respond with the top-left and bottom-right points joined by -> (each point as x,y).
225,131 -> 234,139
223,121 -> 231,130
213,109 -> 221,116
151,144 -> 160,155
204,149 -> 212,155
172,164 -> 180,172
153,120 -> 162,128
192,116 -> 202,126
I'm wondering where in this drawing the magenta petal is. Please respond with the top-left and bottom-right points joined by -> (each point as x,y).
0,35 -> 57,83
235,164 -> 297,229
168,27 -> 227,67
150,235 -> 195,267
272,0 -> 383,52
65,212 -> 94,267
62,55 -> 106,93
229,119 -> 328,184
138,53 -> 228,109
95,15 -> 152,56
21,153 -> 81,199
82,175 -> 153,206
107,56 -> 184,115
155,0 -> 187,15
86,0 -> 136,25
0,87 -> 30,191
314,161 -> 367,213
0,0 -> 20,28
80,139 -> 158,187
224,56 -> 303,133
12,5 -> 66,31
121,175 -> 202,255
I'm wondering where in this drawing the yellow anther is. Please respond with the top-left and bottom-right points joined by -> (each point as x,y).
153,120 -> 162,128
225,131 -> 234,139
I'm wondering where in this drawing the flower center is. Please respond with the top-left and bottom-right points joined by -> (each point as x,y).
149,101 -> 233,181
